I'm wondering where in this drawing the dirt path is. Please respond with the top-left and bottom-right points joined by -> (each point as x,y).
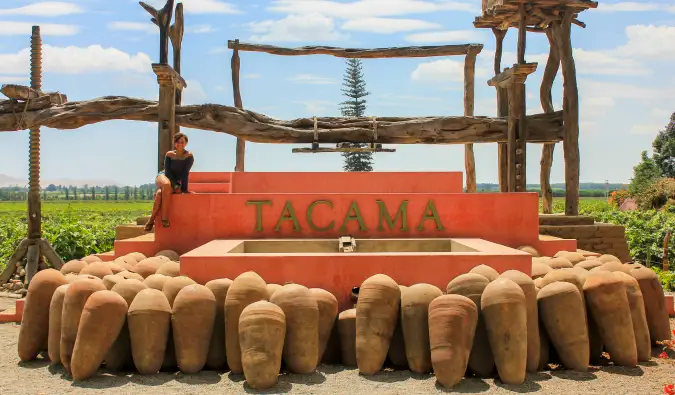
1,307 -> 673,395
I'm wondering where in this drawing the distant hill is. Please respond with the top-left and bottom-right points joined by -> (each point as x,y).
0,174 -> 123,188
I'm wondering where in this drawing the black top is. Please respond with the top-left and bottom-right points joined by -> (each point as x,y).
164,152 -> 194,192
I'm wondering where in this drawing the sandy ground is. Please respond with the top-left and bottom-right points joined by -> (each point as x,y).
0,296 -> 673,395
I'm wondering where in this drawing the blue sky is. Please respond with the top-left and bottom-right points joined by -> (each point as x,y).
1,0 -> 674,186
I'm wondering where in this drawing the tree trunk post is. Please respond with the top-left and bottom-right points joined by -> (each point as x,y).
169,2 -> 184,135
28,25 -> 42,240
463,46 -> 480,193
231,39 -> 246,172
554,11 -> 580,216
540,27 -> 561,214
152,64 -> 185,172
492,28 -> 509,193
510,3 -> 528,193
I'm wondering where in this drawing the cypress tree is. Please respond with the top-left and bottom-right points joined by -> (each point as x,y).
339,58 -> 373,172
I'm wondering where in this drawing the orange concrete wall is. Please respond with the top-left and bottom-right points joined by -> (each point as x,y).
180,254 -> 530,310
153,192 -> 541,255
230,172 -> 464,193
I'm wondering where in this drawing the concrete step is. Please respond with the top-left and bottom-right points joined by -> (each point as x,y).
191,182 -> 231,193
189,172 -> 231,184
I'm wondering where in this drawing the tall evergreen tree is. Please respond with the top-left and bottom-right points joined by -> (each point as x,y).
653,111 -> 675,178
339,58 -> 373,172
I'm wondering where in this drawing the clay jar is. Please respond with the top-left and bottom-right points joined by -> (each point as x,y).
499,270 -> 540,373
224,271 -> 268,374
266,284 -> 282,300
337,309 -> 357,366
205,278 -> 233,370
60,276 -> 106,372
156,261 -> 180,277
47,284 -> 70,365
469,265 -> 499,282
355,274 -> 401,376
118,271 -> 144,282
102,274 -> 124,290
106,279 -> 148,371
79,262 -> 114,279
576,260 -> 603,271
18,269 -> 69,362
387,285 -> 408,369
143,274 -> 171,291
531,263 -> 552,280
310,288 -> 338,364
630,266 -> 672,344
270,284 -> 319,374
134,257 -> 165,279
60,260 -> 86,275
162,276 -> 197,370
554,251 -> 586,265
583,271 -> 637,367
239,301 -> 286,390
613,271 -> 651,362
127,288 -> 172,374
480,278 -> 527,385
172,284 -> 217,374
428,294 -> 478,389
537,282 -> 589,371
547,257 -> 574,270
400,283 -> 443,373
446,273 -> 494,378
518,246 -> 540,257
155,250 -> 179,261
71,290 -> 128,381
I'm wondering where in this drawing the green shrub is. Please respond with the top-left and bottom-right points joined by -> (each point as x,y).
636,178 -> 675,210
651,267 -> 675,292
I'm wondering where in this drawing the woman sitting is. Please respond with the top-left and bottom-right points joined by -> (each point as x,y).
145,132 -> 194,231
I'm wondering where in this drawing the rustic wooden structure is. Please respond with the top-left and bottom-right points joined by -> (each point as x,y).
0,26 -> 63,287
225,40 -> 485,192
475,0 -> 598,214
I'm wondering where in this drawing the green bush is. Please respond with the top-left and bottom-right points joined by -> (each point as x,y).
636,178 -> 675,210
651,267 -> 675,292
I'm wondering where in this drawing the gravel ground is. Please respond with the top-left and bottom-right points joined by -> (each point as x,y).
0,296 -> 673,395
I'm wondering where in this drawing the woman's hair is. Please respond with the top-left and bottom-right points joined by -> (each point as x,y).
174,132 -> 188,144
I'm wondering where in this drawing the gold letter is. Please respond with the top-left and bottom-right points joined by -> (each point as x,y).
417,200 -> 446,231
274,201 -> 301,232
307,200 -> 335,232
377,200 -> 409,231
246,200 -> 272,232
339,201 -> 367,232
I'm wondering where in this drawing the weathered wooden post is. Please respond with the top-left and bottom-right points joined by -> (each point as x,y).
231,39 -> 246,172
540,28 -> 561,214
492,28 -> 509,193
463,46 -> 480,193
170,3 -> 184,135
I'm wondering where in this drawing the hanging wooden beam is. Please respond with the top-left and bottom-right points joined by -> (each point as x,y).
464,46 -> 480,193
492,28 -> 509,193
226,41 -> 483,58
540,27 -> 561,214
0,94 -> 565,144
554,11 -> 581,216
231,39 -> 246,172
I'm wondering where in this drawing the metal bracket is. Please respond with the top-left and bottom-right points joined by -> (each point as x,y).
338,236 -> 356,253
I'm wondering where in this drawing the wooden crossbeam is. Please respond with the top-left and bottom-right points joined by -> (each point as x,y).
226,41 -> 483,58
292,147 -> 397,154
488,63 -> 538,88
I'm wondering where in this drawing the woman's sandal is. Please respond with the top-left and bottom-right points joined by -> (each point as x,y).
161,218 -> 170,228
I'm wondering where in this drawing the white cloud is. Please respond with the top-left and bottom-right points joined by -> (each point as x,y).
293,100 -> 334,114
0,75 -> 29,83
0,2 -> 83,17
0,45 -> 152,75
411,59 -> 490,83
182,80 -> 208,105
596,2 -> 664,12
287,74 -> 336,84
341,18 -> 441,34
579,79 -> 673,100
187,24 -> 218,34
244,73 -> 261,79
143,0 -> 241,14
573,48 -> 648,76
108,21 -> 157,34
248,14 -> 348,42
630,123 -> 663,136
405,30 -> 484,43
267,0 -> 477,19
0,21 -> 79,36
615,25 -> 675,61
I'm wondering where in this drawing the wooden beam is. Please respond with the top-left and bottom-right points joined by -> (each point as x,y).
28,25 -> 41,240
517,3 -> 527,64
140,0 -> 174,65
226,41 -> 484,58
464,47 -> 480,193
0,95 -> 566,144
231,39 -> 246,172
292,147 -> 396,154
169,2 -> 184,135
540,27 -> 561,214
488,63 -> 537,88
152,63 -> 181,172
554,12 -> 581,216
493,28 -> 509,193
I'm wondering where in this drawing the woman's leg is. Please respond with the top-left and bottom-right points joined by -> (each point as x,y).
157,174 -> 172,227
144,189 -> 162,231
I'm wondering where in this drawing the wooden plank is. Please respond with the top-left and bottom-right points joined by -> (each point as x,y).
226,41 -> 483,58
38,238 -> 64,270
292,147 -> 396,153
231,39 -> 246,172
0,238 -> 30,284
140,0 -> 174,65
488,63 -> 538,88
474,1 -> 596,29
